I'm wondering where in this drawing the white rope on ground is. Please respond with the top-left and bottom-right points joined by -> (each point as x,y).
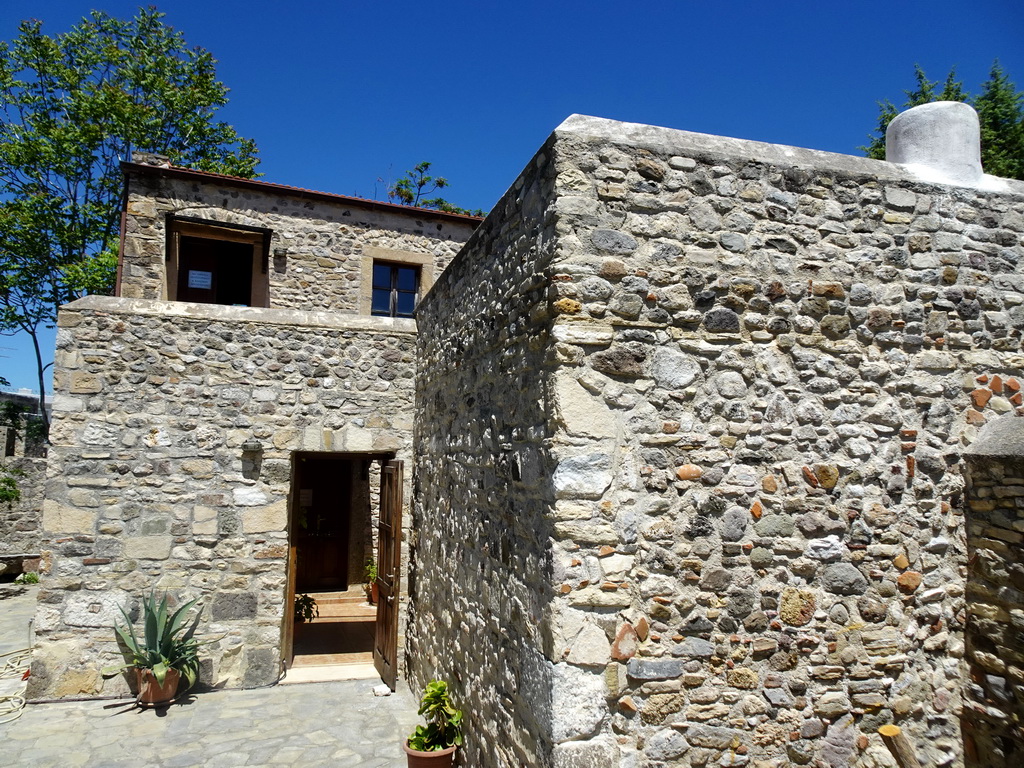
0,647 -> 31,725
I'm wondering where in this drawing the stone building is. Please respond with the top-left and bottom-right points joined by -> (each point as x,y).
28,156 -> 479,697
27,104 -> 1024,767
0,388 -> 48,576
409,105 -> 1024,767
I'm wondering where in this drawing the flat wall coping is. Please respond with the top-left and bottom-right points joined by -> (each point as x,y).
555,114 -> 1024,194
964,416 -> 1024,458
60,295 -> 418,336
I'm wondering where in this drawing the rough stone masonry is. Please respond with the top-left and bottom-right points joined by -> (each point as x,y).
410,107 -> 1024,767
28,162 -> 477,699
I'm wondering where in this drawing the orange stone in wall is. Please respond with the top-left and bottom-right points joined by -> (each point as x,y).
897,571 -> 923,593
635,616 -> 650,642
676,464 -> 703,480
611,623 -> 639,661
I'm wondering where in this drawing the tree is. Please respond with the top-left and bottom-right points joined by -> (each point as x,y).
0,8 -> 260,433
864,62 -> 1024,181
0,465 -> 21,506
974,63 -> 1024,180
388,162 -> 484,216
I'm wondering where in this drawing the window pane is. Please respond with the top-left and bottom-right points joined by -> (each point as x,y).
371,288 -> 392,315
396,266 -> 418,291
396,291 -> 416,317
373,264 -> 393,289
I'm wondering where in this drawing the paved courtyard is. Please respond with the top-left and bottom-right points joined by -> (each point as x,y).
0,586 -> 421,767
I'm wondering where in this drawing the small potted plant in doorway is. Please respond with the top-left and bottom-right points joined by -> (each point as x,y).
403,679 -> 463,767
295,593 -> 318,623
102,592 -> 203,707
364,558 -> 379,605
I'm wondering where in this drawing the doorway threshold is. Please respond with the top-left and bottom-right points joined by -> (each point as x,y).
285,586 -> 380,685
280,662 -> 380,685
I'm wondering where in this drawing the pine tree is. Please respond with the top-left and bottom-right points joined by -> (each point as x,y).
974,62 -> 1024,180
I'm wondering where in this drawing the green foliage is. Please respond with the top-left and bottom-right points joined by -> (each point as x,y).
103,592 -> 204,690
14,571 -> 38,584
864,62 -> 1024,180
364,558 -> 378,583
975,63 -> 1024,180
407,680 -> 464,752
0,464 -> 22,505
0,8 -> 260,422
61,244 -> 119,298
294,593 -> 318,623
388,162 -> 484,216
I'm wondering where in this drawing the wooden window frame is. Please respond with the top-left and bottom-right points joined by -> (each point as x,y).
359,246 -> 434,317
165,215 -> 272,307
370,262 -> 420,318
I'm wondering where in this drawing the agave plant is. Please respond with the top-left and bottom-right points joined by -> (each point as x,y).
103,592 -> 204,690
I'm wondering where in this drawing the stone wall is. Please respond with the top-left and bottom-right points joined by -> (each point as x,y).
1,390 -> 49,458
0,456 -> 46,560
29,296 -> 421,699
413,115 -> 1024,767
410,141 -> 562,766
119,166 -> 474,311
962,418 -> 1024,766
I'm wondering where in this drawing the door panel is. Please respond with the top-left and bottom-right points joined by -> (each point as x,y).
294,462 -> 351,592
282,457 -> 300,670
374,459 -> 403,690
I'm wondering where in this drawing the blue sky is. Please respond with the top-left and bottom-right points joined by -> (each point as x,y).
2,0 -> 1023,391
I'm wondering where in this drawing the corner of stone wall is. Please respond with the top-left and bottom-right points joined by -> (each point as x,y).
506,119 -> 1024,768
961,415 -> 1024,766
410,133 -> 566,767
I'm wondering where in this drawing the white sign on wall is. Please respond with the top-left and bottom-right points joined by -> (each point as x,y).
188,270 -> 213,290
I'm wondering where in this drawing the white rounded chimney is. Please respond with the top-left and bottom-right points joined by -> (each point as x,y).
886,101 -> 983,186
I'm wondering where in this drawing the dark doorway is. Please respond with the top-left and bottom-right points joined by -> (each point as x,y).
292,455 -> 359,592
283,453 -> 398,681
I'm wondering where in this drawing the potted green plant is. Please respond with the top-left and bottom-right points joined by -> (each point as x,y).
403,679 -> 463,767
102,592 -> 204,706
294,593 -> 318,623
364,558 -> 379,605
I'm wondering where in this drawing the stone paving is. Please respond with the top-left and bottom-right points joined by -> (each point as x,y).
0,586 -> 421,767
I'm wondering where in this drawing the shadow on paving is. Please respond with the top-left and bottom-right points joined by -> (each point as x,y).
1,587 -> 420,767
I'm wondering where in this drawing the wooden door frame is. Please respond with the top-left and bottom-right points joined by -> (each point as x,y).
373,458 -> 403,690
281,453 -> 301,670
282,450 -> 398,674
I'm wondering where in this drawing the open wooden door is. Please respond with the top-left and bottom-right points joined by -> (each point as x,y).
374,459 -> 403,690
281,456 -> 300,670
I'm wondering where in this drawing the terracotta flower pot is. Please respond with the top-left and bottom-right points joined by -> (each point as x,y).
402,743 -> 456,767
135,667 -> 180,706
